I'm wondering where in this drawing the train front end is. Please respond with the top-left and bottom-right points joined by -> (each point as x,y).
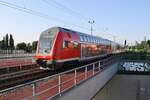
35,27 -> 59,70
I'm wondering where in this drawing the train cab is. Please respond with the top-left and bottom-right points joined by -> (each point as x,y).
36,27 -> 80,70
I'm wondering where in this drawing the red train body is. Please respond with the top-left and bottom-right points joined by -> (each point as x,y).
35,27 -> 119,70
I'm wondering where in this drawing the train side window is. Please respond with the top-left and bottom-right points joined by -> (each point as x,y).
80,35 -> 84,41
86,36 -> 88,42
92,37 -> 94,43
94,38 -> 96,43
87,36 -> 89,42
101,40 -> 103,44
73,41 -> 78,48
89,37 -> 91,43
81,36 -> 84,41
80,36 -> 82,41
83,36 -> 87,42
85,36 -> 87,42
85,36 -> 88,42
63,40 -> 69,48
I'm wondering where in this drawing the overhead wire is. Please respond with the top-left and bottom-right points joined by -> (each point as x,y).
42,0 -> 90,22
0,0 -> 120,41
42,0 -> 124,43
0,0 -> 89,30
42,0 -> 108,35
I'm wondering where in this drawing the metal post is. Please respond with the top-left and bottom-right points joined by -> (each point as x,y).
85,66 -> 87,79
144,62 -> 146,71
7,67 -> 9,73
106,59 -> 108,66
20,64 -> 22,70
58,74 -> 61,96
32,83 -> 36,100
93,64 -> 95,75
98,61 -> 101,71
74,69 -> 77,85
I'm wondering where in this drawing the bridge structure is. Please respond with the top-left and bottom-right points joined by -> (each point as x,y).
118,60 -> 150,74
0,56 -> 121,100
92,60 -> 150,100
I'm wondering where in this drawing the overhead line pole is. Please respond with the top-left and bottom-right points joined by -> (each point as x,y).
88,20 -> 95,35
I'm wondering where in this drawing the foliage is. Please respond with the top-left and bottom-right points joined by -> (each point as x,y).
9,34 -> 15,50
120,51 -> 150,60
15,41 -> 38,53
32,41 -> 38,51
127,39 -> 150,52
5,34 -> 9,49
16,42 -> 27,50
0,34 -> 14,50
26,43 -> 32,53
0,34 -> 38,53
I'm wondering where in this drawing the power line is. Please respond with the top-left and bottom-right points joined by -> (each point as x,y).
42,0 -> 112,36
42,0 -> 90,21
0,0 -> 116,40
0,0 -> 89,30
43,0 -> 118,38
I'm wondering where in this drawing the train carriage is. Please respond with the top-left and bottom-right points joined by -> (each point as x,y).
35,27 -> 119,70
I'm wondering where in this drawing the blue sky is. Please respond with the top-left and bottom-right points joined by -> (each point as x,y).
0,0 -> 150,45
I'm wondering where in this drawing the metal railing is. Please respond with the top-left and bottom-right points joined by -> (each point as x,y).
0,56 -> 117,100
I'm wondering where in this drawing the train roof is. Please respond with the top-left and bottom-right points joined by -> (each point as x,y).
46,27 -> 119,45
60,27 -> 114,45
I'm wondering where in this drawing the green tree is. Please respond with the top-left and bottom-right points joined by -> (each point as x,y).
26,43 -> 32,53
147,40 -> 150,49
32,41 -> 38,51
9,34 -> 15,50
16,42 -> 27,51
2,37 -> 6,50
5,34 -> 9,50
0,40 -> 2,49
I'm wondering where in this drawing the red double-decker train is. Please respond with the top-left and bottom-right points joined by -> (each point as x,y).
35,27 -> 121,70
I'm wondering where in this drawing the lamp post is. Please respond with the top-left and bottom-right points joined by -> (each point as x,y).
88,20 -> 95,35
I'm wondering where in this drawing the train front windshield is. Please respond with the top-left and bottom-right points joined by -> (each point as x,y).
38,30 -> 56,55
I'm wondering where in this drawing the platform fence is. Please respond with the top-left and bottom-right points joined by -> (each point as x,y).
0,50 -> 35,59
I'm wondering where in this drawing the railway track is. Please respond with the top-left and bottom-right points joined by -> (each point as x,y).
0,64 -> 39,75
0,68 -> 53,90
0,64 -> 79,90
0,68 -> 40,81
0,63 -> 75,90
